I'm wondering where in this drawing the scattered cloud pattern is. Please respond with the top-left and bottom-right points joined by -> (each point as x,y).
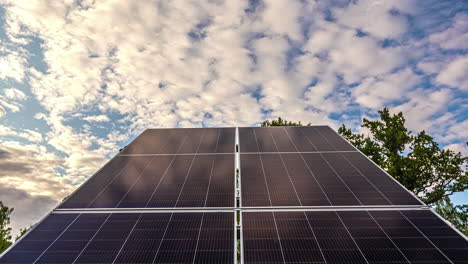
0,0 -> 467,235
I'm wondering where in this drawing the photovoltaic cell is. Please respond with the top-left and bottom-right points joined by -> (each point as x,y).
243,210 -> 468,264
0,212 -> 234,264
120,128 -> 235,155
60,154 -> 234,209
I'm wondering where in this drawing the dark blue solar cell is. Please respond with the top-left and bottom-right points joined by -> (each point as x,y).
114,250 -> 158,263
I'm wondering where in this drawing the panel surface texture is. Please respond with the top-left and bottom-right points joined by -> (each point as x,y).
0,212 -> 234,264
60,154 -> 234,209
240,126 -> 421,207
239,126 -> 355,153
243,210 -> 468,264
120,128 -> 235,155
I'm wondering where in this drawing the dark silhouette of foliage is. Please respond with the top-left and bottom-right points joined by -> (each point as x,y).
433,197 -> 468,236
0,201 -> 13,254
261,117 -> 310,127
15,227 -> 31,242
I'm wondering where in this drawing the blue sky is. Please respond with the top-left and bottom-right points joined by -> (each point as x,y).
0,0 -> 467,235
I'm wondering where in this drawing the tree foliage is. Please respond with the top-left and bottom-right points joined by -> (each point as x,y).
433,197 -> 468,236
15,227 -> 31,242
339,108 -> 467,205
0,201 -> 13,254
261,117 -> 310,127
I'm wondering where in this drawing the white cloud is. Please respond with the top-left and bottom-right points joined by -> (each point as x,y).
4,88 -> 27,100
0,52 -> 27,82
334,0 -> 411,39
392,88 -> 454,135
83,114 -> 110,122
0,187 -> 58,238
429,13 -> 468,50
0,97 -> 21,113
0,142 -> 67,199
436,56 -> 468,91
353,68 -> 421,109
260,0 -> 303,41
0,125 -> 43,142
445,143 -> 468,157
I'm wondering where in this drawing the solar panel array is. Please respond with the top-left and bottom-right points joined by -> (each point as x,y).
1,126 -> 467,263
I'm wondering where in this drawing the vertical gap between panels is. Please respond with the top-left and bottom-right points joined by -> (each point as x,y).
235,127 -> 242,263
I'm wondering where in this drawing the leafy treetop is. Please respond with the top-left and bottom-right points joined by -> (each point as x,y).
433,197 -> 468,236
261,117 -> 311,127
338,108 -> 467,205
0,201 -> 13,254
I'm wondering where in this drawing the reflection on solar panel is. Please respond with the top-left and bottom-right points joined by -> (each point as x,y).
239,126 -> 355,152
243,210 -> 468,264
240,126 -> 421,206
0,212 -> 234,264
121,128 -> 235,155
2,126 -> 467,263
60,154 -> 234,208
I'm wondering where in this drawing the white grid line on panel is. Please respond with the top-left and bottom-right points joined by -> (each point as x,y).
252,128 -> 286,263
174,130 -> 204,207
334,212 -> 370,264
283,128 -> 332,205
112,214 -> 143,263
118,152 -> 234,156
192,213 -> 205,264
151,213 -> 174,264
239,150 -> 358,154
144,136 -> 189,207
301,127 -> 364,205
115,156 -> 158,208
85,156 -> 153,208
398,211 -> 455,264
72,214 -> 113,263
330,125 -> 427,206
281,127 -> 333,206
302,211 -> 328,264
268,128 -> 303,206
365,211 -> 411,264
31,214 -> 82,264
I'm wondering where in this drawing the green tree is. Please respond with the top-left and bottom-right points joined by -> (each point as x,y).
15,227 -> 31,242
0,201 -> 13,254
433,197 -> 468,236
261,117 -> 310,127
338,108 -> 467,205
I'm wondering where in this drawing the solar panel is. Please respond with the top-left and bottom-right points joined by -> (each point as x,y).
242,210 -> 468,264
240,126 -> 421,206
120,128 -> 235,155
0,212 -> 234,264
60,154 -> 234,209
